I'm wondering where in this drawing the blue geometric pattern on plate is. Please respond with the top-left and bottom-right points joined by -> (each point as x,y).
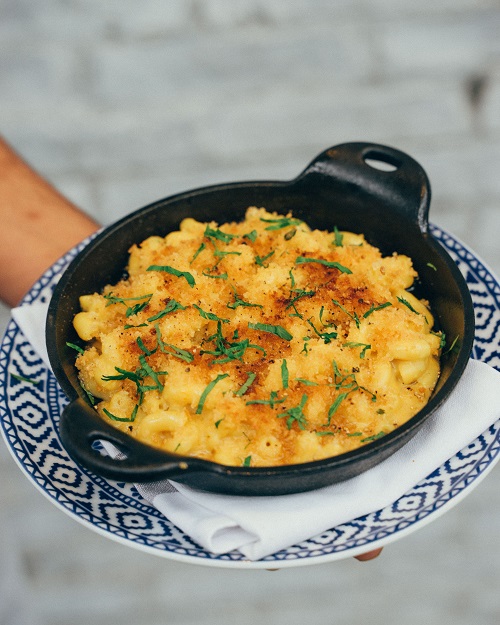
1,226 -> 499,568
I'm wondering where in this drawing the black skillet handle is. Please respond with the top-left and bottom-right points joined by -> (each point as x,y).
59,397 -> 206,482
298,142 -> 432,234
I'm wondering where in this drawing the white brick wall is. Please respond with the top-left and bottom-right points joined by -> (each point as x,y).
1,2 -> 500,624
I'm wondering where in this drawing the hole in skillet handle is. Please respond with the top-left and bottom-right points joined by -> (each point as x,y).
363,149 -> 401,172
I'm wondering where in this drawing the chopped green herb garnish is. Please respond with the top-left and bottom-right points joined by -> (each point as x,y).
196,373 -> 229,414
427,262 -> 437,271
295,378 -> 318,386
138,355 -> 166,392
331,299 -> 360,328
295,256 -> 352,274
202,321 -> 266,363
213,247 -> 241,260
147,299 -> 186,321
147,265 -> 195,288
300,336 -> 310,355
316,431 -> 336,436
255,251 -> 275,267
397,296 -> 419,315
204,225 -> 236,244
234,372 -> 257,397
343,341 -> 371,358
443,334 -> 460,355
260,216 -> 303,231
361,431 -> 386,443
202,269 -> 228,280
190,242 -> 206,263
324,392 -> 350,426
136,336 -> 156,356
10,372 -> 41,386
431,330 -> 447,350
278,394 -> 308,430
347,432 -> 363,437
248,322 -> 293,341
246,390 -> 285,408
333,226 -> 344,247
66,341 -> 85,354
215,419 -> 224,428
227,286 -> 263,310
284,228 -> 297,240
103,404 -> 138,423
243,230 -> 258,242
124,323 -> 148,329
363,302 -> 392,318
163,343 -> 194,363
306,317 -> 337,343
281,359 -> 289,389
286,288 -> 315,311
103,292 -> 153,317
243,455 -> 252,467
80,381 -> 96,405
193,304 -> 229,324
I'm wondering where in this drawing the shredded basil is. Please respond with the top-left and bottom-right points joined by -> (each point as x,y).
248,322 -> 293,341
136,336 -> 156,356
325,392 -> 350,426
343,341 -> 371,359
331,299 -> 360,328
243,230 -> 258,242
260,216 -> 303,231
202,321 -> 266,363
246,390 -> 285,408
306,317 -> 337,343
204,225 -> 236,244
10,372 -> 41,386
361,431 -> 386,443
190,242 -> 206,264
103,404 -> 138,423
295,378 -> 318,386
103,292 -> 153,317
196,373 -> 229,414
286,288 -> 315,311
193,304 -> 229,324
278,394 -> 308,430
202,269 -> 228,280
295,256 -> 352,274
227,286 -> 263,310
234,372 -> 256,397
147,299 -> 186,321
363,302 -> 392,318
255,251 -> 275,267
397,296 -> 420,315
147,265 -> 195,288
66,341 -> 85,354
281,359 -> 289,389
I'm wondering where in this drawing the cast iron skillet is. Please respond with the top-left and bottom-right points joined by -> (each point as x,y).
46,142 -> 475,496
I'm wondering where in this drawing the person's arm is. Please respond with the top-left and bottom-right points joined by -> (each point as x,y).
0,136 -> 99,307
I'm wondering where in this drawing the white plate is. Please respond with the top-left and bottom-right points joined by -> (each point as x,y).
1,225 -> 499,568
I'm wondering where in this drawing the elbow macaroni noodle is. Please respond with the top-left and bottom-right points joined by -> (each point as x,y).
72,207 -> 442,467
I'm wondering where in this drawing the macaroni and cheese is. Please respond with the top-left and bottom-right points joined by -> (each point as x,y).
71,207 -> 442,467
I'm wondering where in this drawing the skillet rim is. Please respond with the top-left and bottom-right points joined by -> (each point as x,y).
45,142 -> 476,491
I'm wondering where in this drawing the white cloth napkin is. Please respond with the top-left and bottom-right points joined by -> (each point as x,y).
12,303 -> 500,561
